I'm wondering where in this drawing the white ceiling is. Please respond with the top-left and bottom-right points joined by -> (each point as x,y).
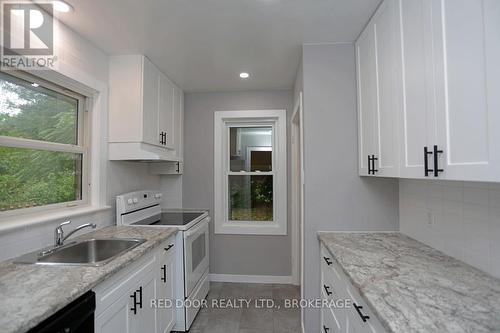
59,0 -> 380,93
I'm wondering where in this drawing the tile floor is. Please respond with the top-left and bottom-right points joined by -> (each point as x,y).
188,282 -> 301,333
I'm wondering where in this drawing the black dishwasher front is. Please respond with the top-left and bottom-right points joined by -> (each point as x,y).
28,290 -> 95,333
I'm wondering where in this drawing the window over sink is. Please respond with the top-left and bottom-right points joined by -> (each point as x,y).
0,70 -> 89,214
214,110 -> 287,235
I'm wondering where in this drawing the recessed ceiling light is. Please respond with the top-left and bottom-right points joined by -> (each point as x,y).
53,0 -> 73,13
239,72 -> 250,79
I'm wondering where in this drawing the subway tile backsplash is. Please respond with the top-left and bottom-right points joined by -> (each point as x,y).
400,179 -> 500,279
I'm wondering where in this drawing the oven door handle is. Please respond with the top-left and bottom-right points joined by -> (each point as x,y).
184,216 -> 210,239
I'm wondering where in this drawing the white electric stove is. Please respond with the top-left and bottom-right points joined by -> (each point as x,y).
116,190 -> 210,332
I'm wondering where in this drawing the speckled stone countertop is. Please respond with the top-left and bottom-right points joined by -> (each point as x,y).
0,226 -> 177,333
318,232 -> 500,333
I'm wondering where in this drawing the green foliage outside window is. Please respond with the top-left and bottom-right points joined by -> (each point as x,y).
0,73 -> 82,211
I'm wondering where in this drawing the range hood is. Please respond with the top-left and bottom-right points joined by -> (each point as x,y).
108,142 -> 181,162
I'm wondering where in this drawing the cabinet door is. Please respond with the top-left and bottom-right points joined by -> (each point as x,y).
397,0 -> 441,178
159,74 -> 175,150
131,270 -> 157,333
173,85 -> 184,160
95,295 -> 131,333
156,251 -> 175,333
142,57 -> 161,147
372,0 -> 400,177
356,24 -> 378,176
434,0 -> 500,182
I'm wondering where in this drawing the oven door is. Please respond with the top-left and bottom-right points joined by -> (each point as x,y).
184,216 -> 210,297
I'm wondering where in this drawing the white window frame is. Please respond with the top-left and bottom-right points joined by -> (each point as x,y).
214,110 -> 287,235
0,70 -> 90,217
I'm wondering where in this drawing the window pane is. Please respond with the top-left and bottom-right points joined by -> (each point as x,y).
228,175 -> 273,221
0,147 -> 82,211
229,127 -> 272,172
0,72 -> 79,145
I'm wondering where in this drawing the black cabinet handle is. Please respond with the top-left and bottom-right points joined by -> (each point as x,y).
137,286 -> 143,309
368,155 -> 372,174
371,155 -> 378,174
161,264 -> 167,283
353,302 -> 370,322
130,286 -> 143,314
130,291 -> 138,315
176,162 -> 180,173
164,132 -> 167,145
323,256 -> 333,266
433,145 -> 444,177
424,146 -> 433,176
323,325 -> 330,333
164,244 -> 174,252
323,284 -> 333,296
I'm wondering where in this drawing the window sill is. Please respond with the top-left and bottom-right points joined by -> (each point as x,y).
0,205 -> 112,234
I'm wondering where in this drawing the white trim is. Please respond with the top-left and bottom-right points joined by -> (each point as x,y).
290,93 -> 304,288
0,205 -> 111,233
214,110 -> 287,235
209,273 -> 293,284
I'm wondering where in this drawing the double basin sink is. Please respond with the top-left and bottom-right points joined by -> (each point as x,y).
15,238 -> 146,266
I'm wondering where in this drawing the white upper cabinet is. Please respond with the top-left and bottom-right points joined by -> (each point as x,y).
397,0 -> 441,178
433,0 -> 500,182
356,0 -> 400,177
356,23 -> 377,176
358,0 -> 500,182
158,74 -> 175,150
109,55 -> 184,161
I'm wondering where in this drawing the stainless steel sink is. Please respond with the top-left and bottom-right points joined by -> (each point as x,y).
14,238 -> 146,266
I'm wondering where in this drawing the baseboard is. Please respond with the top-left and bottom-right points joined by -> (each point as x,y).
209,273 -> 293,284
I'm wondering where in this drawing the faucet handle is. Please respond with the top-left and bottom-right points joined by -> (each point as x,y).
59,220 -> 71,227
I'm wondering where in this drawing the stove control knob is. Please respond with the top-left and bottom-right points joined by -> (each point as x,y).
133,198 -> 139,204
127,198 -> 133,205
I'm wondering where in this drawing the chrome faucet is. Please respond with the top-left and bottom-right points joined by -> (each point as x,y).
54,221 -> 97,247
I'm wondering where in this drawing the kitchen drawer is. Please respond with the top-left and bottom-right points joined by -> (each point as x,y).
345,285 -> 387,333
321,244 -> 347,291
155,236 -> 176,261
321,306 -> 341,333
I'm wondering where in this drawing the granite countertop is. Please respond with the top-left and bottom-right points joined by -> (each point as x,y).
0,226 -> 178,333
318,232 -> 500,333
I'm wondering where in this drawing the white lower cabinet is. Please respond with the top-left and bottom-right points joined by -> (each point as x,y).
94,237 -> 176,333
156,242 -> 176,333
320,245 -> 387,333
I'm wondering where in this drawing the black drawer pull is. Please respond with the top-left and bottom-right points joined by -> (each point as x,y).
424,146 -> 433,176
161,264 -> 167,283
323,325 -> 330,333
130,291 -> 138,315
353,302 -> 370,322
137,286 -> 143,309
323,284 -> 333,296
164,244 -> 174,252
433,145 -> 444,177
371,155 -> 378,174
368,155 -> 372,174
323,257 -> 332,266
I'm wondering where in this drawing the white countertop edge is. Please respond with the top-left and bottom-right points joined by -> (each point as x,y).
0,206 -> 112,234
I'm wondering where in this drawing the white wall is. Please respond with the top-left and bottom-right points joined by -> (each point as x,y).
0,22 -> 161,261
300,43 -> 399,332
400,179 -> 500,279
182,90 -> 294,277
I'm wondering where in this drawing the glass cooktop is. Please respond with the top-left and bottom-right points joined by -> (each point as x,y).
132,212 -> 205,226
